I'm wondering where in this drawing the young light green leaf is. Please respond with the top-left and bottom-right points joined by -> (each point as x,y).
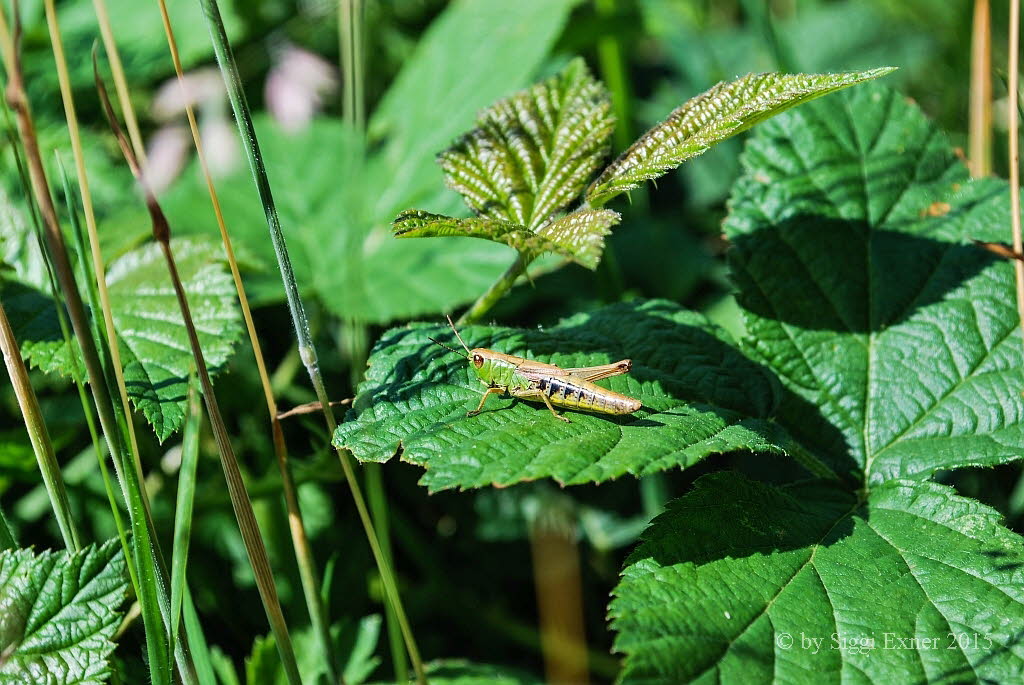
586,67 -> 896,206
611,472 -> 1024,684
0,539 -> 128,683
725,82 -> 1024,483
1,238 -> 243,441
162,0 -> 578,324
393,208 -> 619,269
369,660 -> 542,685
439,58 -> 614,230
333,300 -> 787,492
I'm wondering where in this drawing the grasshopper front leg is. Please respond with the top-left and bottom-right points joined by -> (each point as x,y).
467,386 -> 505,417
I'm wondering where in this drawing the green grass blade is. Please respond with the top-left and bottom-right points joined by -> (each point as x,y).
183,586 -> 218,685
0,303 -> 80,551
171,377 -> 202,647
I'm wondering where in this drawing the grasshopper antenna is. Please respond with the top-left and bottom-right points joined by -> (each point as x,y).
426,336 -> 468,358
446,314 -> 472,355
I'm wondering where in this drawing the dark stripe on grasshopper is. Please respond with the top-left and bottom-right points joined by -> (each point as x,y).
545,377 -> 592,408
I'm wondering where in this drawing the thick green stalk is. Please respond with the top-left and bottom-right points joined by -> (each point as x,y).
195,1 -> 426,680
0,302 -> 80,551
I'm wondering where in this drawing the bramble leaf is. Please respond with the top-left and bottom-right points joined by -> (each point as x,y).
333,300 -> 788,492
725,82 -> 1024,483
586,67 -> 896,206
393,208 -> 619,269
0,238 -> 243,442
0,539 -> 128,683
439,58 -> 614,230
609,82 -> 1024,684
611,473 -> 1024,684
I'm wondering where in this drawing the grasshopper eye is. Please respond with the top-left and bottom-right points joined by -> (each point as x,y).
472,353 -> 484,368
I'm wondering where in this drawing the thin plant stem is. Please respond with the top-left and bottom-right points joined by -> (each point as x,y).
366,463 -> 408,683
1010,0 -> 1024,345
0,301 -> 80,551
19,145 -> 134,568
94,61 -> 303,685
0,8 -> 177,683
92,0 -> 148,166
0,506 -> 14,550
340,0 -> 353,127
970,0 -> 992,178
195,1 -> 426,680
458,253 -> 528,325
353,0 -> 364,135
153,2 -> 339,679
170,377 -> 202,648
55,157 -> 141,582
52,155 -> 131,553
41,0 -> 151,528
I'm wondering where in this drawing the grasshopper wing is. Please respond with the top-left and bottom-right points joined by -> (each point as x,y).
565,359 -> 632,383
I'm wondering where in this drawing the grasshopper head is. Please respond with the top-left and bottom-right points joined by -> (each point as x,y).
469,349 -> 486,369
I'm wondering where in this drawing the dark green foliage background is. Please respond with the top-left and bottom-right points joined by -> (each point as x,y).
1,1 -> 1019,683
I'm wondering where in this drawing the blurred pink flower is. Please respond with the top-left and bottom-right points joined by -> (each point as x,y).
265,44 -> 339,133
148,68 -> 239,191
151,68 -> 225,123
143,125 -> 190,194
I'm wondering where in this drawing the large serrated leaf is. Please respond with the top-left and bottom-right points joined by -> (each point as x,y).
725,82 -> 1024,483
606,81 -> 1024,685
161,0 -> 578,324
333,300 -> 787,492
393,208 -> 619,269
1,238 -> 243,441
586,67 -> 895,206
0,539 -> 128,684
611,473 -> 1024,684
439,57 -> 614,230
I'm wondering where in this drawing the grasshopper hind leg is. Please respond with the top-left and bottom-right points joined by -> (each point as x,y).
539,392 -> 571,423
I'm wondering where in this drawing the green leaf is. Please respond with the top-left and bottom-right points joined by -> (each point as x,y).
725,82 -> 1024,483
161,0 -> 579,324
607,81 -> 1024,685
333,299 -> 787,491
438,58 -> 614,230
611,472 -> 1024,684
392,208 -> 619,269
586,67 -> 896,206
0,539 -> 128,683
1,238 -> 243,441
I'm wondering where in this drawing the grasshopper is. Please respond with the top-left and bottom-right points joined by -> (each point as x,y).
429,316 -> 642,423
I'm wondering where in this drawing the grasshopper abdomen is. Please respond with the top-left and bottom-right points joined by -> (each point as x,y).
535,375 -> 641,415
